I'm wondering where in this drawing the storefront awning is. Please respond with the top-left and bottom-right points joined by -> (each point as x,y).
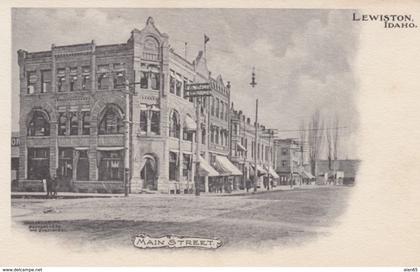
199,156 -> 219,177
214,156 -> 243,176
302,170 -> 315,179
268,167 -> 279,179
184,115 -> 197,131
97,146 -> 124,151
237,142 -> 247,152
251,164 -> 267,175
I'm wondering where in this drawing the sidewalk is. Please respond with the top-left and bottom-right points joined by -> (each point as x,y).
11,191 -> 124,199
11,184 -> 324,199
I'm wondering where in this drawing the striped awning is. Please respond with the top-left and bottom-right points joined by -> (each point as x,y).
184,115 -> 197,131
214,156 -> 242,176
198,156 -> 219,177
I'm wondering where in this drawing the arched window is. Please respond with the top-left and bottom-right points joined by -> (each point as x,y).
98,105 -> 123,135
27,110 -> 50,136
169,110 -> 180,138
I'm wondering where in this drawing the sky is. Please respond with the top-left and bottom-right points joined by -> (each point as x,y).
11,8 -> 360,159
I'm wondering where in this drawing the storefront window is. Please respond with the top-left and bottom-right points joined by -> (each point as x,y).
98,151 -> 123,181
182,154 -> 192,180
76,150 -> 89,181
58,148 -> 73,180
27,148 -> 49,180
169,151 -> 179,181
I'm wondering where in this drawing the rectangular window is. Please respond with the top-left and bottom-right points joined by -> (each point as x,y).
41,70 -> 51,93
175,74 -> 182,96
215,127 -> 219,144
58,112 -> 67,136
99,151 -> 123,181
76,150 -> 89,181
150,65 -> 160,90
140,71 -> 148,89
69,67 -> 78,92
113,71 -> 125,89
282,160 -> 287,167
81,111 -> 90,135
210,127 -> 214,143
69,111 -> 79,135
27,148 -> 50,180
169,70 -> 175,94
140,110 -> 147,135
183,78 -> 189,99
58,148 -> 73,180
201,129 -> 206,145
211,97 -> 214,116
97,65 -> 109,90
282,148 -> 288,156
182,153 -> 192,180
27,71 -> 37,94
57,68 -> 66,92
150,111 -> 160,135
169,151 -> 179,181
183,130 -> 193,142
82,66 -> 90,90
220,102 -> 224,120
216,98 -> 220,118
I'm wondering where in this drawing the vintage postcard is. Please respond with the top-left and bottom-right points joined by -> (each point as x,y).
1,0 -> 420,268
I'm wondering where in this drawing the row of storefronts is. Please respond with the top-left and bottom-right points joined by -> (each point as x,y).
16,17 -> 279,194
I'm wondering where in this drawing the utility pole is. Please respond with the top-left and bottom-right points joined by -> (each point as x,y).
195,99 -> 202,196
250,67 -> 258,193
124,79 -> 131,197
184,82 -> 212,196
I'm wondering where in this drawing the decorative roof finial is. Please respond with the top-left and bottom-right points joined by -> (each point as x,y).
146,17 -> 154,25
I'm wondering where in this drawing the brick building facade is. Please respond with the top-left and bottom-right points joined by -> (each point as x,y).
17,17 -> 246,194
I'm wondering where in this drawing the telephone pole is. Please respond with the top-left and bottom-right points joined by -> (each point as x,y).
250,67 -> 258,193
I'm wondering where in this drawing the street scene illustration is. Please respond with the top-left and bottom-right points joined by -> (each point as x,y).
11,9 -> 360,250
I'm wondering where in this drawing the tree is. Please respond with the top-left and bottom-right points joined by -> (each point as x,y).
308,110 -> 324,178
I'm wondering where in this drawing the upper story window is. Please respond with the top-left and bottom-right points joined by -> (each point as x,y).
175,73 -> 182,96
82,66 -> 91,90
41,70 -> 51,93
97,65 -> 109,90
69,112 -> 79,135
169,70 -> 175,94
220,102 -> 224,120
57,68 -> 66,92
27,110 -> 50,136
58,112 -> 67,136
69,67 -> 78,92
211,97 -> 214,116
81,111 -> 90,135
98,105 -> 123,135
113,63 -> 126,89
143,36 -> 160,61
140,64 -> 160,90
282,148 -> 288,156
26,71 -> 36,94
215,98 -> 220,118
169,110 -> 180,138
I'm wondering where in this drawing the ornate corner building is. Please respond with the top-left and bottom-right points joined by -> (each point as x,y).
17,17 -> 260,194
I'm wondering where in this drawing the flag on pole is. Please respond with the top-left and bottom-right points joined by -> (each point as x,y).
204,34 -> 210,44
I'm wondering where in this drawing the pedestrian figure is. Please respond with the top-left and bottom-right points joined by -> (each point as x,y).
45,173 -> 52,199
246,178 -> 251,192
51,173 -> 58,198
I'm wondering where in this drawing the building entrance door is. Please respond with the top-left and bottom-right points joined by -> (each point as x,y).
140,154 -> 157,190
